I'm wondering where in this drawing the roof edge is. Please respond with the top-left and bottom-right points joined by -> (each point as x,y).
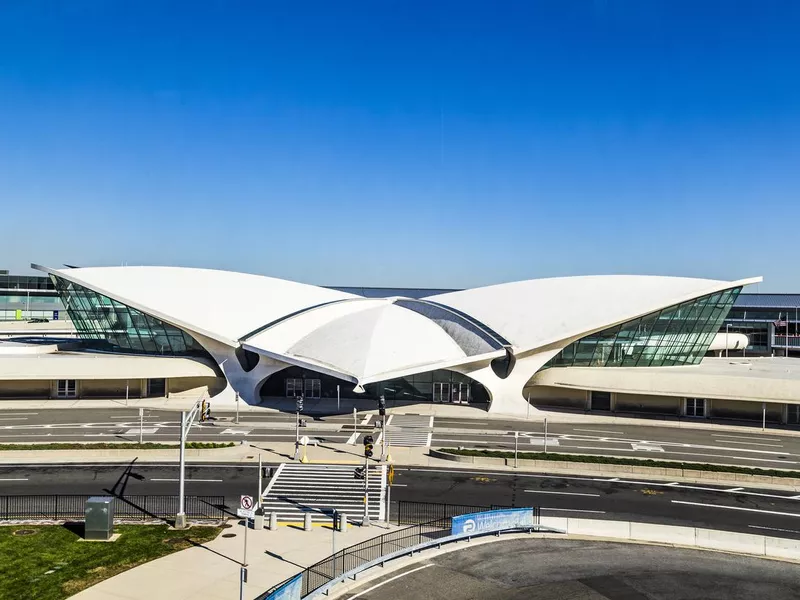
32,263 -> 238,348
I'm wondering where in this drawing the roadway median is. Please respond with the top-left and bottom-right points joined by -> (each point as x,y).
431,448 -> 800,489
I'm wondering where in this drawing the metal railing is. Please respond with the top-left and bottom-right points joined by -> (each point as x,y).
0,494 -> 226,521
256,501 -> 540,600
773,335 -> 800,348
395,500 -> 519,525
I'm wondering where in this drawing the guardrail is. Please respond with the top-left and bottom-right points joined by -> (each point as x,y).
0,494 -> 226,521
256,504 -> 551,600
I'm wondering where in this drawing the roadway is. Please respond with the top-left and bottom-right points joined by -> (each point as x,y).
340,538 -> 800,600
4,463 -> 800,540
1,408 -> 800,469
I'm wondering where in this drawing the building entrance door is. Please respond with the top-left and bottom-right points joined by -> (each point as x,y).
590,391 -> 612,411
433,382 -> 450,403
450,383 -> 471,404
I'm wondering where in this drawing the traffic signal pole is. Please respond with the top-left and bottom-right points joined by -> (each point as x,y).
362,455 -> 371,527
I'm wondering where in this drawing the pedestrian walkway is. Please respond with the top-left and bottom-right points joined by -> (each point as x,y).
260,463 -> 385,524
70,518 -> 398,600
383,414 -> 434,448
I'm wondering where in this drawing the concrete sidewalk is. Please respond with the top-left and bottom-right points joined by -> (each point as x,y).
70,518 -> 397,600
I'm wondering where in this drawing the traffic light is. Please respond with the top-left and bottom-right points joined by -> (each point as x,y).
363,434 -> 374,458
353,466 -> 366,480
378,395 -> 386,417
296,395 -> 304,412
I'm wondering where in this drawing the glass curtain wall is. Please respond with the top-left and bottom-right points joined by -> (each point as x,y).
51,275 -> 212,358
546,287 -> 741,368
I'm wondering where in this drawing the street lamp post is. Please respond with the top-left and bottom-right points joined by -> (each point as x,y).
175,400 -> 203,529
726,324 -> 730,358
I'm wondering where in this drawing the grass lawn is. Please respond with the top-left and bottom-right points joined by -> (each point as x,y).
0,523 -> 221,599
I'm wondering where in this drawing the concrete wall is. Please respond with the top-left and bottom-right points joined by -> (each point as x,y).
711,399 -> 783,422
524,385 -> 587,409
80,380 -> 134,398
536,517 -> 800,562
168,376 -> 226,398
615,392 -> 681,415
0,380 -> 50,399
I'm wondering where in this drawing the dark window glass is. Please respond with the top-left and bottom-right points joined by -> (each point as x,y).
51,276 -> 212,359
544,287 -> 742,369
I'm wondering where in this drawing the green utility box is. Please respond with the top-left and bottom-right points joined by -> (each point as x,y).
84,496 -> 114,541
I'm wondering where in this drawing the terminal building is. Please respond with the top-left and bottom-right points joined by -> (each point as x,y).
0,264 -> 799,425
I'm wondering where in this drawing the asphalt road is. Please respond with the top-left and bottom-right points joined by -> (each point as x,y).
5,463 -> 800,539
1,408 -> 800,469
340,538 -> 800,600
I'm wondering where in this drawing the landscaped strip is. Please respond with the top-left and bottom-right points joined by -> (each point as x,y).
0,524 -> 221,600
437,448 -> 800,479
0,442 -> 236,451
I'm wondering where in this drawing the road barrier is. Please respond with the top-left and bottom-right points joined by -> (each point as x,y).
0,494 -> 226,521
540,516 -> 800,561
255,502 -> 551,600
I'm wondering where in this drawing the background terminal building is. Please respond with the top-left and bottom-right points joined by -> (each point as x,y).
0,264 -> 799,425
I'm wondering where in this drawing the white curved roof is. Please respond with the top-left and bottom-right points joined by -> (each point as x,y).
427,275 -> 761,354
34,265 -> 760,384
34,265 -> 356,345
243,298 -> 504,383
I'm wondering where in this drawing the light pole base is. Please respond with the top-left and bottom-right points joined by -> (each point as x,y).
385,453 -> 393,463
362,514 -> 372,528
175,513 -> 188,530
300,454 -> 310,463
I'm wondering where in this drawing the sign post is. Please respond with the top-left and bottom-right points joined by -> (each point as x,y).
237,494 -> 254,600
138,408 -> 144,444
514,431 -> 519,468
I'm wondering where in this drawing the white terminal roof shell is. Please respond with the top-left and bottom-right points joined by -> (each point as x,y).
34,264 -> 761,385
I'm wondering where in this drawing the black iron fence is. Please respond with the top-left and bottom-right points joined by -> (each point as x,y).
395,500 -> 528,525
257,501 -> 540,600
0,495 -> 226,521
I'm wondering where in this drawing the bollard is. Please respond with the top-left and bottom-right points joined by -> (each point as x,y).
338,513 -> 348,532
269,512 -> 278,531
304,513 -> 313,531
253,513 -> 265,530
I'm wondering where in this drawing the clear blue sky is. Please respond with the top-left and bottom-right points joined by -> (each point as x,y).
1,1 -> 798,291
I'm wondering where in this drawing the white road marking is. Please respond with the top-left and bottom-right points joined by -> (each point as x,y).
630,443 -> 664,452
390,484 -> 408,487
346,432 -> 358,445
573,428 -> 623,435
150,478 -> 223,482
0,478 -> 29,481
529,438 -> 560,446
220,429 -> 251,435
109,416 -> 141,419
0,418 -> 28,421
671,500 -> 800,518
360,415 -> 371,426
749,525 -> 800,534
0,413 -> 38,416
540,508 -> 606,514
712,434 -> 783,442
348,564 -> 434,599
125,428 -> 159,435
726,487 -> 744,493
665,482 -> 681,486
711,440 -> 783,448
525,490 -> 600,497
